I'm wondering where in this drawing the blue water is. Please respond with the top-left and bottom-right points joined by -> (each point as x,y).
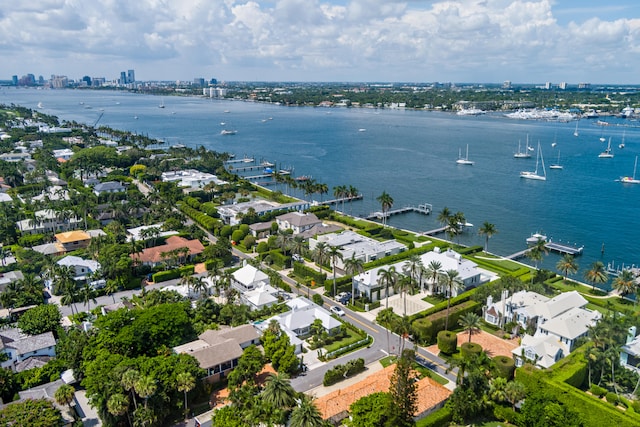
3,88 -> 640,284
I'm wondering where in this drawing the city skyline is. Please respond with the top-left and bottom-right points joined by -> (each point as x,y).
1,1 -> 640,84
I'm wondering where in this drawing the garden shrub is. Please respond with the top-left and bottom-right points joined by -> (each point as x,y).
606,392 -> 618,405
415,406 -> 452,427
412,318 -> 434,344
493,405 -> 518,424
152,265 -> 195,283
323,358 -> 365,386
293,262 -> 327,285
460,342 -> 482,359
437,330 -> 457,354
493,355 -> 516,380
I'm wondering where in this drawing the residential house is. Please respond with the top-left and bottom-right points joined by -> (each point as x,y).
257,297 -> 342,353
92,181 -> 126,196
231,264 -> 270,293
134,235 -> 205,268
352,247 -> 483,302
56,255 -> 100,281
218,199 -> 310,226
126,223 -> 178,242
248,221 -> 273,239
621,326 -> 640,373
0,151 -> 31,162
309,230 -> 406,272
16,209 -> 82,234
241,283 -> 281,311
16,379 -> 76,425
52,148 -> 74,162
0,270 -> 24,293
161,169 -> 227,189
0,328 -> 56,372
173,325 -> 261,382
275,212 -> 321,234
497,290 -> 603,368
55,230 -> 92,252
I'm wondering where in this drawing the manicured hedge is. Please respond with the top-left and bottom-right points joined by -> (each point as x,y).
200,202 -> 219,217
437,331 -> 457,354
493,355 -> 516,380
323,358 -> 366,386
460,342 -> 482,359
412,300 -> 482,345
152,265 -> 195,283
179,203 -> 220,232
184,196 -> 201,209
415,406 -> 452,427
293,262 -> 326,285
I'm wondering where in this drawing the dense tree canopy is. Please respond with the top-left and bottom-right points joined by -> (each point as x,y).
17,304 -> 61,335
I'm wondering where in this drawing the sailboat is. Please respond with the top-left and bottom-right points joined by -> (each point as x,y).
598,137 -> 614,158
158,98 -> 165,108
573,120 -> 579,137
549,150 -> 563,170
520,142 -> 546,180
456,144 -> 474,165
514,136 -> 532,158
619,131 -> 626,149
619,156 -> 640,184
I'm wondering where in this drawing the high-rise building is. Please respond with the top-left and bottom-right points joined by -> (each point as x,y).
559,82 -> 567,90
120,71 -> 127,84
11,76 -> 17,86
502,80 -> 511,89
544,82 -> 552,90
193,77 -> 205,87
127,69 -> 135,84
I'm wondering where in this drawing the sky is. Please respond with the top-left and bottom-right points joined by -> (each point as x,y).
1,0 -> 640,84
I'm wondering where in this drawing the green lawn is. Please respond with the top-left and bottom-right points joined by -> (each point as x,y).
324,327 -> 367,353
379,355 -> 449,385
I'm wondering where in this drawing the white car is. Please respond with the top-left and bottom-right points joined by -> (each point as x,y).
330,306 -> 345,317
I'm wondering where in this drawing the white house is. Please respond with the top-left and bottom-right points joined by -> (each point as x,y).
218,200 -> 310,226
499,290 -> 602,368
0,270 -> 24,292
56,255 -> 101,281
16,209 -> 82,234
93,181 -> 126,196
52,148 -> 75,161
276,212 -> 321,234
231,264 -> 270,293
309,230 -> 406,272
621,327 -> 640,373
241,283 -> 281,311
161,169 -> 227,189
257,297 -> 342,353
0,328 -> 57,372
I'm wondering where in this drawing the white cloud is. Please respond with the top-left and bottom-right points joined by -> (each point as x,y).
1,0 -> 639,83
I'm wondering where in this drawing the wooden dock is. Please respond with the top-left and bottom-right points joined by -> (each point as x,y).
506,240 -> 584,260
365,202 -> 432,220
323,194 -> 364,205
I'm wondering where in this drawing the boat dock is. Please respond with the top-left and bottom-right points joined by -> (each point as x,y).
506,240 -> 584,260
231,163 -> 276,172
224,157 -> 254,164
365,202 -> 432,220
324,194 -> 364,205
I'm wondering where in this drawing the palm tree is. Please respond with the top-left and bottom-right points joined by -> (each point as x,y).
60,281 -> 79,316
394,274 -> 413,317
107,393 -> 130,426
343,254 -> 364,305
584,261 -> 609,291
504,381 -> 526,411
105,278 -> 121,304
348,185 -> 358,215
612,269 -> 635,300
176,372 -> 195,420
333,185 -> 347,213
134,375 -> 156,409
526,238 -> 548,284
311,241 -> 328,275
377,307 -> 396,356
288,395 -> 324,427
458,312 -> 481,342
376,191 -> 394,227
121,369 -> 140,410
403,254 -> 424,292
440,269 -> 464,330
54,384 -> 75,411
478,221 -> 498,252
556,254 -> 579,283
80,282 -> 97,313
425,260 -> 443,294
262,372 -> 296,409
191,276 -> 209,299
289,235 -> 306,259
328,245 -> 343,297
377,266 -> 398,311
437,206 -> 452,228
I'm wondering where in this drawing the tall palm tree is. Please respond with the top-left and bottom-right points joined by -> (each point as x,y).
121,369 -> 140,410
425,260 -> 443,294
54,384 -> 75,411
80,282 -> 97,313
289,235 -> 306,258
403,254 -> 424,292
394,274 -> 413,317
348,185 -> 358,215
191,276 -> 209,299
262,372 -> 296,409
526,238 -> 548,284
376,191 -> 394,227
333,185 -> 347,213
327,246 -> 343,297
377,266 -> 398,311
478,221 -> 498,252
458,312 -> 481,342
176,372 -> 195,420
556,254 -> 579,284
612,269 -> 635,300
440,269 -> 464,330
134,375 -> 156,409
311,241 -> 328,275
343,254 -> 365,305
584,261 -> 609,291
288,395 -> 324,427
107,393 -> 130,426
377,307 -> 396,356
437,206 -> 452,228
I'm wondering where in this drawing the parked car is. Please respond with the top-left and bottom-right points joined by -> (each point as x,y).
336,291 -> 352,304
330,306 -> 346,316
292,254 -> 304,263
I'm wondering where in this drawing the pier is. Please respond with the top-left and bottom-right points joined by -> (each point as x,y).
506,240 -> 584,260
365,202 -> 432,220
323,194 -> 364,205
224,157 -> 254,165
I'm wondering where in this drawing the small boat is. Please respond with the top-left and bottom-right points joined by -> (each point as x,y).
221,129 -> 237,135
134,116 -> 138,120
220,122 -> 226,126
456,144 -> 474,165
520,142 -> 546,181
619,156 -> 640,184
514,136 -> 532,158
527,232 -> 547,245
619,131 -> 626,149
37,102 -> 43,109
358,128 -> 366,132
158,98 -> 165,108
573,120 -> 579,137
598,137 -> 614,158
549,150 -> 563,170
223,110 -> 230,113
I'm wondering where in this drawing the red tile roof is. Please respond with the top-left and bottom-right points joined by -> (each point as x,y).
135,235 -> 205,264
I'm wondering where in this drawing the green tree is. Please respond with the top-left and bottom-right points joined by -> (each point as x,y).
176,371 -> 195,420
425,260 -> 443,294
343,253 -> 364,305
437,206 -> 452,228
377,266 -> 398,311
121,369 -> 140,410
458,312 -> 481,342
227,345 -> 265,389
134,375 -> 156,409
439,269 -> 464,330
347,391 -> 392,427
584,261 -> 609,291
0,398 -> 63,427
478,221 -> 498,252
262,372 -> 296,410
328,245 -> 343,297
312,241 -> 328,275
376,191 -> 394,227
17,304 -> 61,335
526,237 -> 548,272
556,254 -> 579,283
612,269 -> 635,299
288,395 -> 326,427
387,349 -> 417,427
54,384 -> 75,411
504,380 -> 526,411
107,393 -> 130,425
